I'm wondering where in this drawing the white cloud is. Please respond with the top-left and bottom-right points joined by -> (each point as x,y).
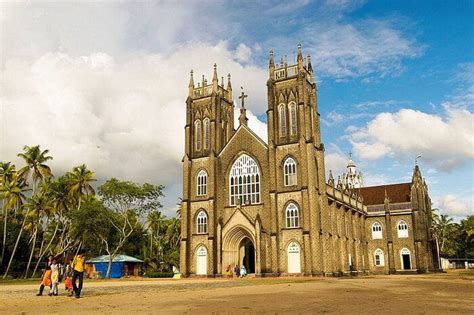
350,106 -> 474,171
303,18 -> 423,78
322,110 -> 345,126
436,194 -> 473,217
324,144 -> 349,178
0,43 -> 268,215
234,44 -> 252,63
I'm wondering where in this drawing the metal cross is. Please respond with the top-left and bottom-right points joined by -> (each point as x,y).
238,87 -> 248,108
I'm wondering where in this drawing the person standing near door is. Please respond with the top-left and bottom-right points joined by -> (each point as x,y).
71,250 -> 86,298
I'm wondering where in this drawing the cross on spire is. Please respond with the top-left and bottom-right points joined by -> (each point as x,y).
238,86 -> 248,108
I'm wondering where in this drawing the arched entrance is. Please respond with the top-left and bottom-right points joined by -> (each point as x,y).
196,245 -> 207,275
240,238 -> 255,273
287,241 -> 301,273
400,248 -> 412,270
222,225 -> 256,274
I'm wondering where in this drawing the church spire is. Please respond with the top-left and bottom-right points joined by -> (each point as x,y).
238,87 -> 248,126
188,70 -> 194,96
307,54 -> 313,73
297,42 -> 303,67
227,73 -> 233,100
212,63 -> 218,92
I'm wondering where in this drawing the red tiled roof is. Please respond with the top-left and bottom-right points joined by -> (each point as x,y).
357,183 -> 411,205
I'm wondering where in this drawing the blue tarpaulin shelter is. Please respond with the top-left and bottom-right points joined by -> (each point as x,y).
86,255 -> 144,279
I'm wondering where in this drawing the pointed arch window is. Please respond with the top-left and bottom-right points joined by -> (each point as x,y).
372,222 -> 383,240
397,220 -> 408,238
283,157 -> 297,186
286,203 -> 300,228
194,120 -> 202,151
197,170 -> 208,196
196,210 -> 208,234
288,102 -> 297,136
229,154 -> 261,206
203,118 -> 210,150
374,248 -> 385,266
278,104 -> 287,137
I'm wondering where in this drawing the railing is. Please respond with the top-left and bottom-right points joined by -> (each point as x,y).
367,202 -> 411,212
193,85 -> 229,99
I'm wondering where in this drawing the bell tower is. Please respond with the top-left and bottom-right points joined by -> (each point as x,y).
184,64 -> 234,159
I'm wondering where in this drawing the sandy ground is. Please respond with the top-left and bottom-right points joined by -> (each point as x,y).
1,273 -> 473,314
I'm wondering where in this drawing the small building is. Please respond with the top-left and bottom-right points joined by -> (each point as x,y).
86,255 -> 144,279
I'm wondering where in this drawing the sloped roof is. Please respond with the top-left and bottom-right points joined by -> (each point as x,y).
87,254 -> 144,263
358,183 -> 411,205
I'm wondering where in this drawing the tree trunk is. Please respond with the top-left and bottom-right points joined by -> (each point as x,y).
31,219 -> 60,278
24,223 -> 39,278
106,255 -> 114,279
1,201 -> 8,267
3,209 -> 29,279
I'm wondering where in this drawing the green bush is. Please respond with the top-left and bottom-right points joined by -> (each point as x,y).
144,272 -> 174,278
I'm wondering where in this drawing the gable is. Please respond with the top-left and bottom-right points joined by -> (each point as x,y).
218,125 -> 268,158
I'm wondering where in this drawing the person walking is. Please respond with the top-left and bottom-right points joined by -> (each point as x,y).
233,264 -> 240,278
225,265 -> 232,278
36,264 -> 52,296
50,258 -> 60,296
64,259 -> 74,297
71,250 -> 86,298
240,265 -> 247,278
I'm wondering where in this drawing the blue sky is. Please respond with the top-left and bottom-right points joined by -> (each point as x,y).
1,0 -> 473,219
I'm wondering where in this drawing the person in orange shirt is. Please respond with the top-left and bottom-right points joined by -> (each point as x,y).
71,250 -> 86,298
36,264 -> 52,296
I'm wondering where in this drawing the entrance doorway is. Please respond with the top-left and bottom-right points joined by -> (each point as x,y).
196,246 -> 207,275
287,241 -> 301,273
240,238 -> 255,273
401,248 -> 411,270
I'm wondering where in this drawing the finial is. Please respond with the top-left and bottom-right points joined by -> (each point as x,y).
269,49 -> 274,67
227,73 -> 232,90
307,54 -> 313,72
297,42 -> 303,62
188,69 -> 194,88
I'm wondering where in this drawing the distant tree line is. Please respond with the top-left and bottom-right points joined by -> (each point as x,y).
0,145 -> 180,279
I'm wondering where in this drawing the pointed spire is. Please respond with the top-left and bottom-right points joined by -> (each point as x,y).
227,73 -> 233,100
307,54 -> 313,72
212,63 -> 218,91
328,170 -> 335,186
188,70 -> 194,97
269,49 -> 274,67
297,42 -> 303,61
189,70 -> 194,87
213,63 -> 218,81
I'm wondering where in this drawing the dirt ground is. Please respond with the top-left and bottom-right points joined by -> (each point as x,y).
1,272 -> 473,314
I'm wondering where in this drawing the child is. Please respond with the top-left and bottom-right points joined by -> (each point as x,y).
50,258 -> 59,296
36,264 -> 52,296
64,260 -> 74,297
240,265 -> 247,278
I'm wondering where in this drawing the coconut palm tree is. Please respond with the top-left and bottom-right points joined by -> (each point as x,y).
67,164 -> 96,211
147,210 -> 164,258
2,175 -> 31,279
0,162 -> 16,266
17,145 -> 53,194
433,213 -> 457,252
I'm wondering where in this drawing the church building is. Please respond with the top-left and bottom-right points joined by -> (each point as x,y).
179,44 -> 439,276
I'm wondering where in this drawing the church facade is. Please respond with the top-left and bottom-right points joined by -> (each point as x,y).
179,44 -> 439,276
